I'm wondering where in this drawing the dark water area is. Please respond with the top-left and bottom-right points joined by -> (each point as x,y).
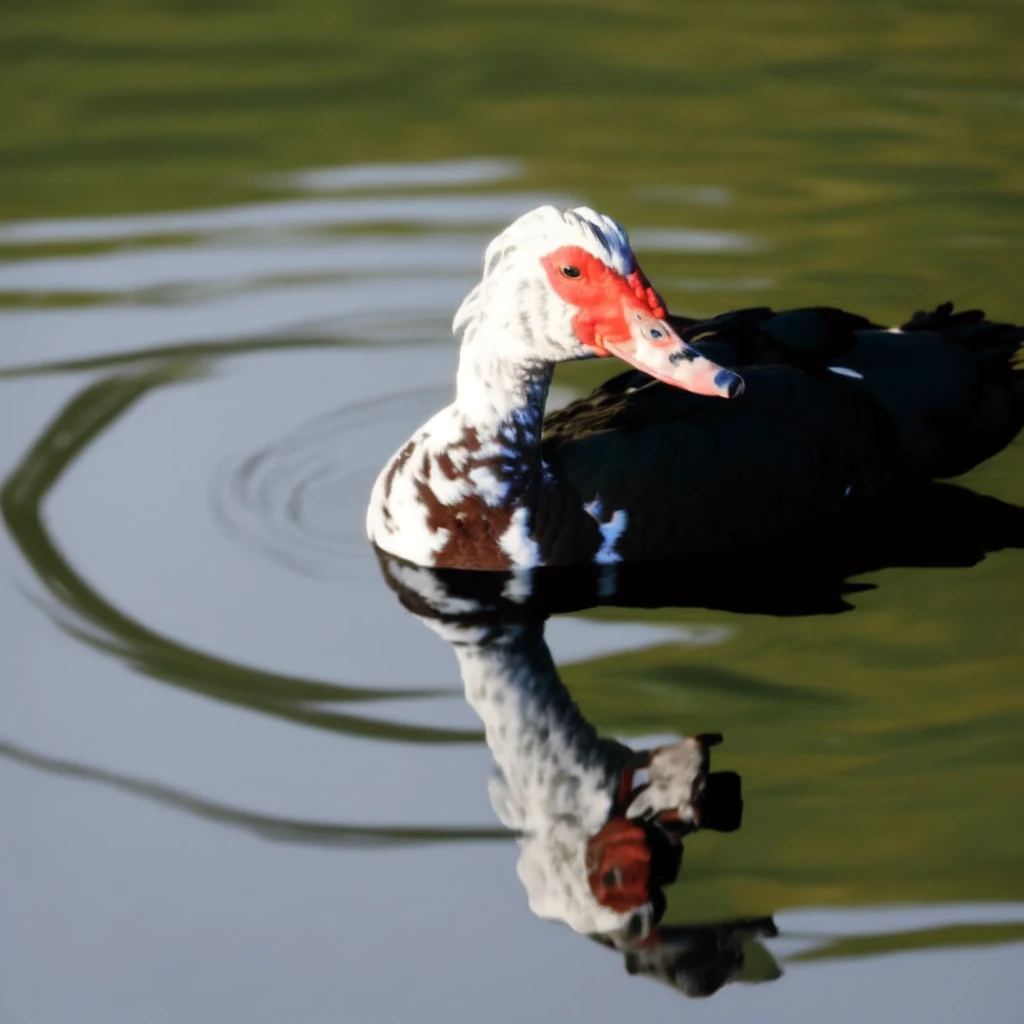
2,2 -> 1023,1021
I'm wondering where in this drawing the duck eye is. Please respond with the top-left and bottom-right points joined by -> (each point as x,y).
560,265 -> 581,279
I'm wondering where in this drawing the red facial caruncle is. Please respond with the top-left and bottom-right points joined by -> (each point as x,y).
540,245 -> 744,400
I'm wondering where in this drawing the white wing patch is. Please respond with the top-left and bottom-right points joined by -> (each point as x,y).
585,499 -> 628,564
827,365 -> 864,380
499,506 -> 542,568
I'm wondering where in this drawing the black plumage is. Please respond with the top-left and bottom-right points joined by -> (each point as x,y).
536,303 -> 1024,566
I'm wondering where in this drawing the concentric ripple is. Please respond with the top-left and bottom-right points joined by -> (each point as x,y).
211,383 -> 449,579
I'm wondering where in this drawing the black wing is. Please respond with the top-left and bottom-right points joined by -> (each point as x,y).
539,364 -> 897,564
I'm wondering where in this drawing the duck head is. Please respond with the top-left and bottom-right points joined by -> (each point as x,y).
454,206 -> 744,399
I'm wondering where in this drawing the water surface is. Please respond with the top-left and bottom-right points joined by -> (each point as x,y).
2,3 -> 1023,1021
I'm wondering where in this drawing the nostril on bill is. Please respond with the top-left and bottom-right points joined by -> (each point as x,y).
668,347 -> 699,366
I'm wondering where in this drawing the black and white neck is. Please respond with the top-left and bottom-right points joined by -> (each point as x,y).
367,280 -> 564,570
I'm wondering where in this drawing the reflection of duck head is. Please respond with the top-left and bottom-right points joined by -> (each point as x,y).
381,559 -> 742,943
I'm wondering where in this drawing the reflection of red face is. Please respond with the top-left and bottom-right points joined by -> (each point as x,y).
539,246 -> 745,400
586,816 -> 653,913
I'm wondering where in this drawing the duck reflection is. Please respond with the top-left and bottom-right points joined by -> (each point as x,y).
380,555 -> 780,998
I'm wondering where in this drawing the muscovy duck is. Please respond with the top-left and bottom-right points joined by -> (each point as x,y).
367,206 -> 1023,569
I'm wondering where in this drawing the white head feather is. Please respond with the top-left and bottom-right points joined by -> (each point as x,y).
452,205 -> 638,366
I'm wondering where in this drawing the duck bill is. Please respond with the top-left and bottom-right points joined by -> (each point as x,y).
603,312 -> 744,399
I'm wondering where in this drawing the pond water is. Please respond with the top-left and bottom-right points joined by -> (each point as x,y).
2,3 -> 1023,1021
